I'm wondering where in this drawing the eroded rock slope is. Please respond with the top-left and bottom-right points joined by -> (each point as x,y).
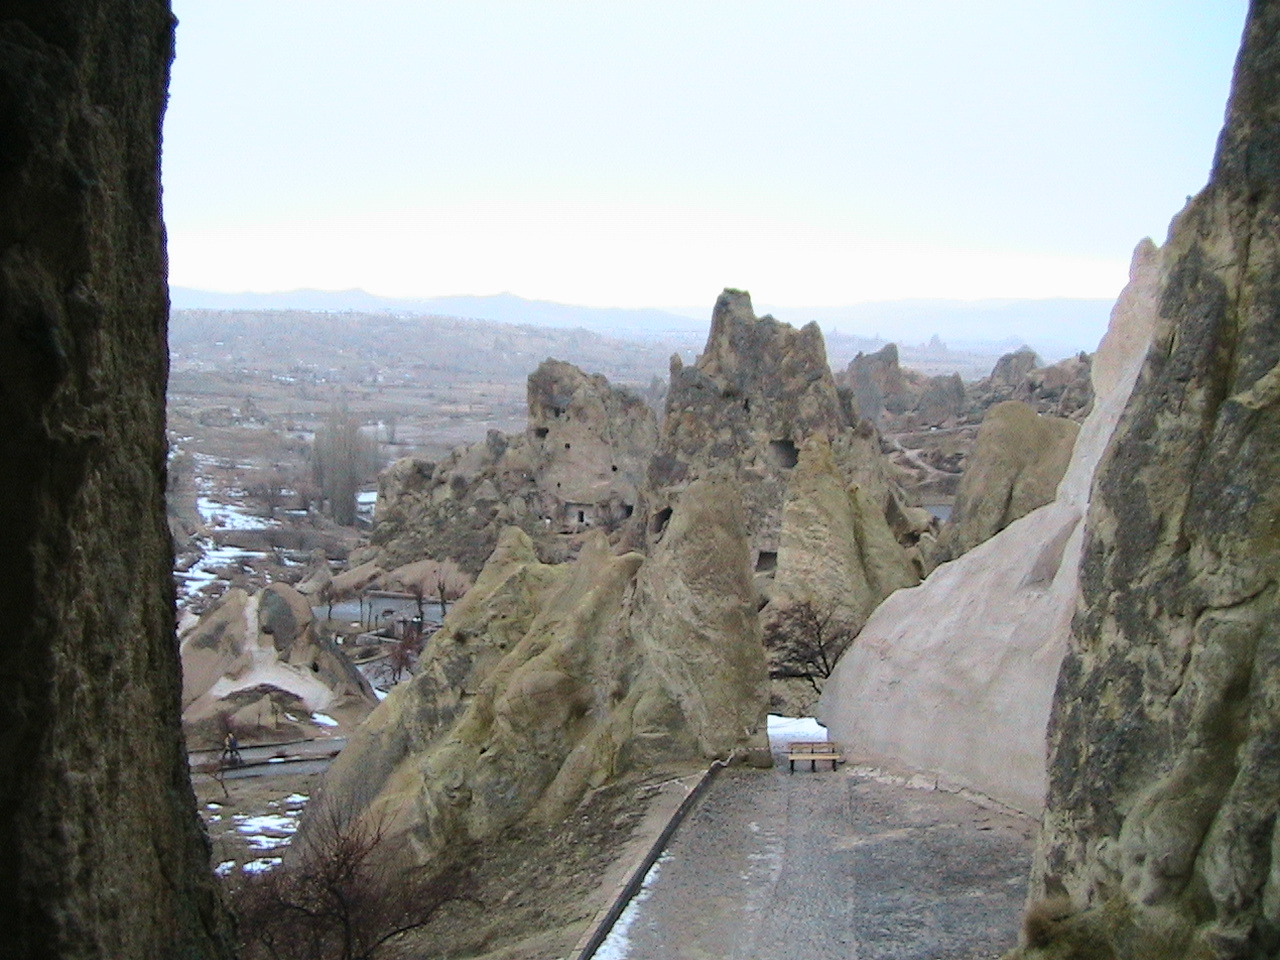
303,478 -> 769,870
1017,6 -> 1280,955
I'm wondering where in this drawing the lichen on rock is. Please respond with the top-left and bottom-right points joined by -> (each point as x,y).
1015,6 -> 1280,954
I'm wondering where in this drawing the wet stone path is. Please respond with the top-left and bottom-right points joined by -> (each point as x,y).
598,763 -> 1034,960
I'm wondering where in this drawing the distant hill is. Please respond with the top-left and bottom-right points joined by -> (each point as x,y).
169,288 -> 707,341
170,288 -> 1112,363
757,299 -> 1112,362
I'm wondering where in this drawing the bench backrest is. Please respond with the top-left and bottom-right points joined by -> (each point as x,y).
788,740 -> 841,754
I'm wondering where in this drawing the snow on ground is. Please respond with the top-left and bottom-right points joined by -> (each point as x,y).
766,714 -> 828,750
593,851 -> 672,960
197,496 -> 281,531
312,713 -> 339,728
174,538 -> 270,601
221,795 -> 310,874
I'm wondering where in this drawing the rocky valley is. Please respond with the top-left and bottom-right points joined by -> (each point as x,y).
4,4 -> 1273,960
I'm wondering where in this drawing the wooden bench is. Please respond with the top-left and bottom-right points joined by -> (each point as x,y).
787,740 -> 843,773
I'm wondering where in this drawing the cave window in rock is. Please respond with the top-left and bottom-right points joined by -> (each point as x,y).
621,503 -> 634,518
551,405 -> 565,418
611,464 -> 618,472
577,509 -> 586,524
769,439 -> 799,469
533,427 -> 548,439
755,550 -> 778,573
564,442 -> 571,450
652,507 -> 672,535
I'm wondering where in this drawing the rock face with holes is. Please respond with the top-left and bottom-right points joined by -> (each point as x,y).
303,477 -> 768,866
820,235 -> 1161,816
1014,10 -> 1280,955
933,401 -> 1080,564
179,583 -> 378,748
525,358 -> 657,532
367,360 -> 656,574
639,288 -> 919,565
0,4 -> 235,956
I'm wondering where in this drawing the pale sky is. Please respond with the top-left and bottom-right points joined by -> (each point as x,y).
163,1 -> 1248,311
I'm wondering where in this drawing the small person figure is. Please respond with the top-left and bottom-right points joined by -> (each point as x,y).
221,731 -> 242,767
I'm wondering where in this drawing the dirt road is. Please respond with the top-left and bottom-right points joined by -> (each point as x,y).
597,764 -> 1033,960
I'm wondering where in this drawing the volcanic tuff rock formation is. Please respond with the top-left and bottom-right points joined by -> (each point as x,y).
366,359 -> 656,573
969,348 -> 1095,423
819,236 -> 1161,816
1015,7 -> 1280,956
302,478 -> 768,871
843,342 -> 913,422
843,343 -> 1093,433
179,583 -> 378,748
0,3 -> 234,956
640,289 -> 922,561
933,401 -> 1080,565
526,357 -> 657,528
770,436 -> 920,624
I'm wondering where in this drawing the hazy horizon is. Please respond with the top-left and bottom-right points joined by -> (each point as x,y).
164,2 -> 1247,316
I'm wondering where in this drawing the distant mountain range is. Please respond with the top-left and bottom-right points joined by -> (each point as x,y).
169,287 -> 1115,361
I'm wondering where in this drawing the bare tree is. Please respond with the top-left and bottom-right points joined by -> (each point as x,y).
762,600 -> 858,694
311,404 -> 379,526
227,805 -> 469,960
434,568 -> 465,618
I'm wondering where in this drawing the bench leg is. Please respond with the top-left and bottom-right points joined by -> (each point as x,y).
789,759 -> 794,773
811,759 -> 817,772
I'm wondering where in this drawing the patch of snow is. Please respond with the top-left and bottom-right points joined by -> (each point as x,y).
374,688 -> 389,701
234,813 -> 297,833
766,714 -> 828,749
214,860 -> 237,877
282,793 -> 309,804
594,851 -> 672,960
242,833 -> 291,851
242,857 -> 283,874
312,712 -> 339,727
197,496 -> 281,530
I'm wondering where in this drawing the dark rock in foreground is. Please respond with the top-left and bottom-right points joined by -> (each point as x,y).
0,3 -> 233,956
1017,4 -> 1280,957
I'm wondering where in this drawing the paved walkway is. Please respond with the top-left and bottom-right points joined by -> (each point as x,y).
597,762 -> 1034,960
189,738 -> 346,780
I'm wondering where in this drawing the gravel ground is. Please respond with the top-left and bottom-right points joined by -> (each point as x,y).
599,763 -> 1034,960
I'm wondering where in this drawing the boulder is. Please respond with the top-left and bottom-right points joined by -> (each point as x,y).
819,235 -> 1161,816
1016,9 -> 1280,955
1018,352 -> 1094,420
914,372 -> 967,427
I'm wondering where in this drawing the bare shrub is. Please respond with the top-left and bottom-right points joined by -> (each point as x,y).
227,805 -> 468,960
1022,895 -> 1074,949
